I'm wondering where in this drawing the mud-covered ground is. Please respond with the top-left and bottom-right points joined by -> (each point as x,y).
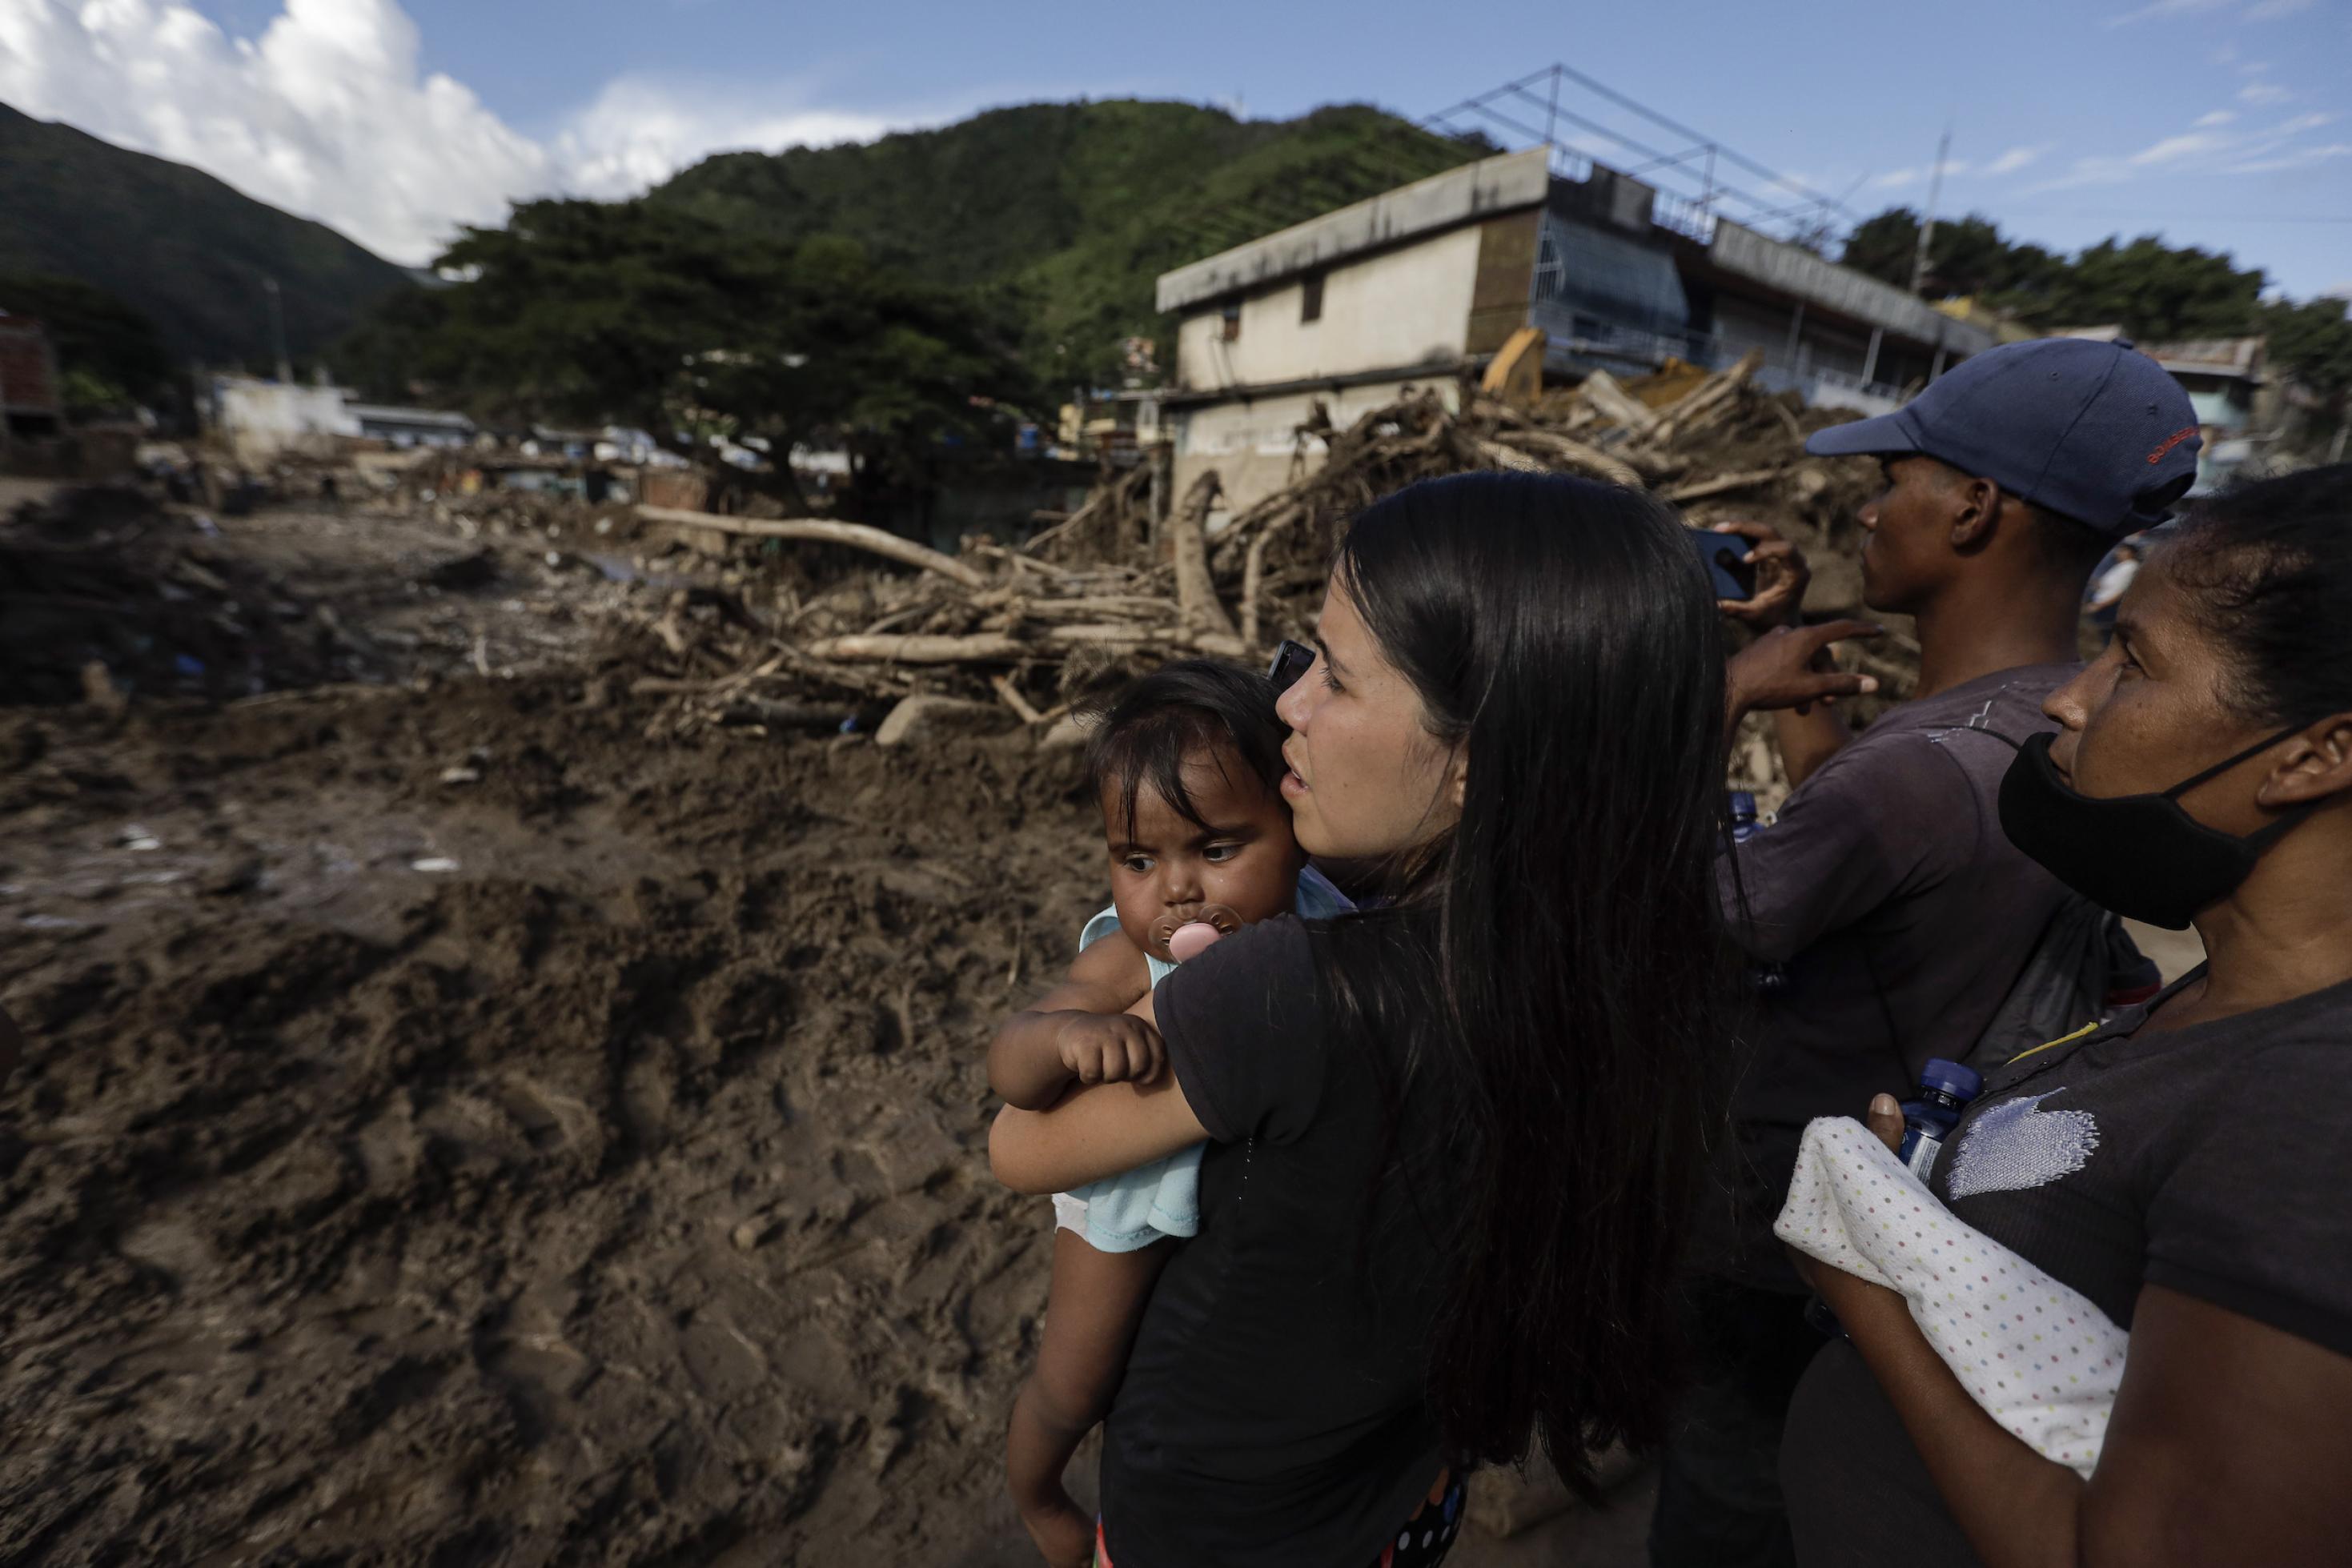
0,496 -> 1648,1566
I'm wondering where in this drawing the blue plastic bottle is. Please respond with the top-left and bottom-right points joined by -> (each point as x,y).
1897,1058 -> 1982,1181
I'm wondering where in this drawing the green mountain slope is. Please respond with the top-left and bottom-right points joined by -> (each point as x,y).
0,102 -> 411,367
651,99 -> 1487,381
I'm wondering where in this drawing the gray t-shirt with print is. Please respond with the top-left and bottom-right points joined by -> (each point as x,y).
1709,664 -> 2080,1285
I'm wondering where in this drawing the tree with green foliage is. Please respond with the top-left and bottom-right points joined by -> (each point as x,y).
2041,235 -> 2263,342
2260,294 -> 2352,447
2260,295 -> 2352,403
1840,208 -> 2251,339
0,272 -> 175,417
350,198 -> 1041,483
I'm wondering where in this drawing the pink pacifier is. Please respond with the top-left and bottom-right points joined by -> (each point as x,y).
1167,921 -> 1226,963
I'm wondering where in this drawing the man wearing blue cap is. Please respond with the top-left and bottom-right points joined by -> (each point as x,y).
1650,338 -> 2201,1568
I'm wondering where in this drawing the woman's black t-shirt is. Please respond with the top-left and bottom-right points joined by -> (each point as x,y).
1779,971 -> 2352,1567
1098,916 -> 1460,1568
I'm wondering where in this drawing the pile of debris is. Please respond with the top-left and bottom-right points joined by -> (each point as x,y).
1,487 -> 360,707
616,351 -> 1917,772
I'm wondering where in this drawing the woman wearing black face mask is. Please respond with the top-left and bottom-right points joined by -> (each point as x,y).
1775,464 -> 2352,1568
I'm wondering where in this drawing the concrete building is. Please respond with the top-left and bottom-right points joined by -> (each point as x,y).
1154,147 -> 1996,509
0,314 -> 64,453
347,403 -> 476,449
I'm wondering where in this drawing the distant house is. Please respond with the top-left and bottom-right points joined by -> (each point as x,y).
1153,148 -> 1995,509
0,314 -> 64,448
347,402 -> 476,448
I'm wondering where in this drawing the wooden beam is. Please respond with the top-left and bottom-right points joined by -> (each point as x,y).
634,505 -> 989,587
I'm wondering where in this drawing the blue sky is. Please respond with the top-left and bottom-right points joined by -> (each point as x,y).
5,0 -> 2347,298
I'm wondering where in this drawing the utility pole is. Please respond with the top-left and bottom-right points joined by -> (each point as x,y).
1908,126 -> 1952,296
263,275 -> 291,383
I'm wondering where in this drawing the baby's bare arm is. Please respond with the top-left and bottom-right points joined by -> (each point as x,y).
988,929 -> 1155,1110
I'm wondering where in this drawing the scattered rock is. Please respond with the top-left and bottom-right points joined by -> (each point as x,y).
421,549 -> 500,591
81,661 -> 127,719
199,855 -> 265,897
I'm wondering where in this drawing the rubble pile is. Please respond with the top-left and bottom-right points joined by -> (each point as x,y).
0,487 -> 359,705
623,351 -> 1918,768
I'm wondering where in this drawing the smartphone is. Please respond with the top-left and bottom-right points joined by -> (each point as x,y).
1691,530 -> 1758,601
1267,639 -> 1315,692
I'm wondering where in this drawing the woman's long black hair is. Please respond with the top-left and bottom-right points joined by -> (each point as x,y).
1314,471 -> 1735,1478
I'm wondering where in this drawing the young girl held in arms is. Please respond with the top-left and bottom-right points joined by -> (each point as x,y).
987,660 -> 1349,1566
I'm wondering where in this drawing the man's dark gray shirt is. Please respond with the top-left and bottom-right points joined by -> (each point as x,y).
1710,664 -> 2078,1286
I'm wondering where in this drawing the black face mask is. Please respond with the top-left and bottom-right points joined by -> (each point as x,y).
1998,726 -> 2318,931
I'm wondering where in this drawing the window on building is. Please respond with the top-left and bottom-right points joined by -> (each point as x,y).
1220,301 -> 1242,342
1533,231 -> 1564,303
1300,271 -> 1325,323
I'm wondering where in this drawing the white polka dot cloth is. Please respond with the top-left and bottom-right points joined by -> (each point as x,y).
1775,1116 -> 2128,1477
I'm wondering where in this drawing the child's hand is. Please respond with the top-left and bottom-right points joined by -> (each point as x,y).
1054,1013 -> 1165,1087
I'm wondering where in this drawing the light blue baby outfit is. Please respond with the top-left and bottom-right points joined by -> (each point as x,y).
1052,864 -> 1354,1253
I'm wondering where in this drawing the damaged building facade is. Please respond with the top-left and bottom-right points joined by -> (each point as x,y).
1154,147 -> 1996,508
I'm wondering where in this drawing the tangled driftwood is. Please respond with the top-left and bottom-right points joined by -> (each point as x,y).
617,347 -> 1904,764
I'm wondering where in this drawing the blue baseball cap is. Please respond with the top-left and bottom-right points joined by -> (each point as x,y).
1804,337 -> 2201,537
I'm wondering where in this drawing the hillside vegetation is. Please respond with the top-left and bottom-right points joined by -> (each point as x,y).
649,99 -> 1486,382
0,102 -> 410,367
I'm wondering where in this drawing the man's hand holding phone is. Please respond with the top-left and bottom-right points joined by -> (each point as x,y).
1708,519 -> 1811,628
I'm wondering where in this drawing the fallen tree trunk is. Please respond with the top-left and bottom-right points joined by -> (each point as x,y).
1575,368 -> 1659,436
1644,349 -> 1764,450
635,505 -> 989,588
805,624 -> 1249,664
1169,473 -> 1238,640
1491,429 -> 1647,488
1666,467 -> 1783,503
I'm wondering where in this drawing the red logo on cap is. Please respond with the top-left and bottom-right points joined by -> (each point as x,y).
2147,426 -> 2197,465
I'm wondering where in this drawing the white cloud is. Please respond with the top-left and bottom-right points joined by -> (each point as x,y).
0,0 -> 933,265
2240,80 -> 2294,103
1982,144 -> 2050,174
2103,0 -> 2230,24
2131,130 -> 2232,164
1866,154 -> 1981,190
2246,0 -> 2313,18
2028,103 -> 2344,190
2223,141 -> 2352,172
0,0 -> 544,263
552,78 -> 894,202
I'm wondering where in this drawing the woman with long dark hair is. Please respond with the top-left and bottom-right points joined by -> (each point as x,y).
1778,465 -> 2352,1566
991,471 -> 1736,1565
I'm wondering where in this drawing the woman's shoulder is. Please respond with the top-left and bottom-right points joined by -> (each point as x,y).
1161,916 -> 1321,1025
1154,917 -> 1334,1145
